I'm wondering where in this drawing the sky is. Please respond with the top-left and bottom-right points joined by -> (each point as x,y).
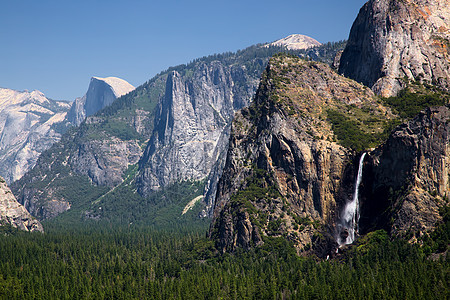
0,0 -> 367,101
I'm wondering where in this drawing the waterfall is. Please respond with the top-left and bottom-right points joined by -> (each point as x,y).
338,152 -> 366,246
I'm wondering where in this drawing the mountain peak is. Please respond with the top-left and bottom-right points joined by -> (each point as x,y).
67,76 -> 135,126
268,34 -> 321,50
91,76 -> 135,98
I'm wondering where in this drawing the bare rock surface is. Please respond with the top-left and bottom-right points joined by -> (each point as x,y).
0,88 -> 70,183
0,176 -> 43,232
67,76 -> 135,126
268,34 -> 322,50
339,0 -> 450,97
364,105 -> 450,239
137,61 -> 258,207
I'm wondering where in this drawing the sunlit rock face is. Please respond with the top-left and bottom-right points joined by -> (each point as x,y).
339,0 -> 450,97
267,34 -> 322,50
209,55 -> 391,255
0,176 -> 43,232
137,61 -> 257,208
0,88 -> 71,183
67,76 -> 135,126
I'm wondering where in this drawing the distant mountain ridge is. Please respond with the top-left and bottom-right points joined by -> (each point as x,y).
0,88 -> 71,183
0,76 -> 134,185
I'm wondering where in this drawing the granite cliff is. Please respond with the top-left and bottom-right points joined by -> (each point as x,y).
339,0 -> 450,97
0,88 -> 71,184
0,77 -> 134,186
267,34 -> 322,50
0,176 -> 43,232
137,61 -> 258,212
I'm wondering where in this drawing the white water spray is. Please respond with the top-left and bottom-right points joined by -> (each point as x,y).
338,152 -> 366,246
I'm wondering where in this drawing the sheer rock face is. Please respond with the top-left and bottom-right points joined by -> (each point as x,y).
363,105 -> 450,239
67,77 -> 135,126
137,61 -> 258,211
339,0 -> 450,97
209,55 -> 391,254
0,88 -> 71,183
0,176 -> 43,232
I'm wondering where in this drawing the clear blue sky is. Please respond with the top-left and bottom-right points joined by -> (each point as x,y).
0,0 -> 367,101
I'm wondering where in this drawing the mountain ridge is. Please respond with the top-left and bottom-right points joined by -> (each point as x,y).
11,41 -> 346,222
0,88 -> 71,183
67,76 -> 135,126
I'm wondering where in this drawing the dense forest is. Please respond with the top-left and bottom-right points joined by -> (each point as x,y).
0,220 -> 447,299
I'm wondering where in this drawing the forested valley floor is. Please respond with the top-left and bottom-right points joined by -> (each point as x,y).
0,220 -> 447,299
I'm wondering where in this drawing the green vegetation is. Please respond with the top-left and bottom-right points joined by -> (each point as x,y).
420,205 -> 450,255
231,168 -> 280,211
229,168 -> 281,230
382,89 -> 449,119
0,225 -> 447,299
84,180 -> 207,228
326,109 -> 399,151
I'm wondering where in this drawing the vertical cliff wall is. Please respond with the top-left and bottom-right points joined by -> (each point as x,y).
137,61 -> 258,211
362,105 -> 450,240
67,76 -> 135,126
339,0 -> 450,97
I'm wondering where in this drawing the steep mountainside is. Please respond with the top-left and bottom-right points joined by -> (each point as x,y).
361,105 -> 450,240
0,88 -> 71,183
0,176 -> 43,232
339,0 -> 450,97
209,54 -> 395,254
11,80 -> 160,220
12,41 -> 346,222
67,77 -> 135,126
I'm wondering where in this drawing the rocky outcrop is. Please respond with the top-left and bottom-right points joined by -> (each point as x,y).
0,88 -> 71,183
137,61 -> 259,206
71,129 -> 143,187
339,0 -> 450,97
210,55 -> 392,254
268,34 -> 322,50
362,105 -> 450,239
67,77 -> 135,126
0,176 -> 43,232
